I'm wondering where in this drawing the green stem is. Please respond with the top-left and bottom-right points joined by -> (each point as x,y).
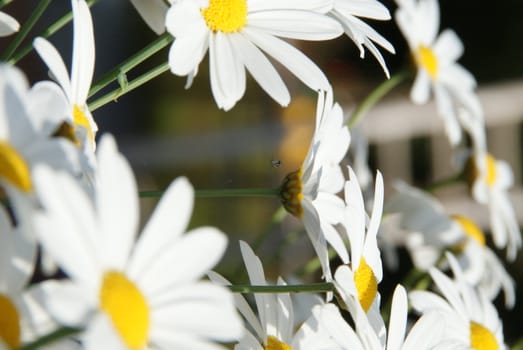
1,0 -> 52,61
19,327 -> 81,350
88,61 -> 170,111
0,0 -> 13,9
228,282 -> 334,294
140,187 -> 281,199
348,70 -> 411,129
511,336 -> 523,350
9,0 -> 100,64
88,32 -> 173,98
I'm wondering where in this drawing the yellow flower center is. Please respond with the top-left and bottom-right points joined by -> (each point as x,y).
485,154 -> 497,186
354,258 -> 378,312
0,141 -> 32,192
99,271 -> 150,350
201,0 -> 247,33
280,168 -> 304,218
415,45 -> 438,79
470,321 -> 499,350
452,215 -> 486,246
265,336 -> 293,350
0,294 -> 21,349
53,121 -> 80,147
73,105 -> 95,146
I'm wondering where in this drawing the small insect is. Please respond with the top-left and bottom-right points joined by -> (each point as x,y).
271,159 -> 281,168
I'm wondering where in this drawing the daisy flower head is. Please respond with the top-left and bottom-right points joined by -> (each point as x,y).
165,0 -> 344,110
210,240 -> 340,350
0,10 -> 19,37
409,252 -> 507,350
333,167 -> 384,341
394,0 -> 482,145
329,0 -> 395,77
384,182 -> 515,308
0,64 -> 79,208
34,0 -> 97,178
316,285 -> 444,350
129,0 -> 169,34
466,150 -> 522,262
32,134 -> 242,349
279,89 -> 350,281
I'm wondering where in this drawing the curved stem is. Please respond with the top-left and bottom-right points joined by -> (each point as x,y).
348,70 -> 411,129
0,0 -> 13,9
9,0 -> 100,64
140,187 -> 281,199
88,32 -> 173,98
2,0 -> 52,61
228,282 -> 334,294
89,61 -> 169,111
19,327 -> 81,350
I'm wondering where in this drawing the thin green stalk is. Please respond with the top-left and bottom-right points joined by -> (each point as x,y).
511,337 -> 523,350
228,282 -> 334,294
0,0 -> 13,9
88,32 -> 173,98
2,0 -> 52,61
348,70 -> 411,129
19,327 -> 81,350
140,187 -> 281,199
10,0 -> 100,64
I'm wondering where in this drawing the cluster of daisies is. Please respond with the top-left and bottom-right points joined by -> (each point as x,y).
0,0 -> 519,349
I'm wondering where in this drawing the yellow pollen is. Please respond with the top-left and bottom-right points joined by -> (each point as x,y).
264,336 -> 293,350
470,321 -> 499,350
280,168 -> 304,218
485,154 -> 497,186
0,141 -> 32,192
0,294 -> 21,349
201,0 -> 247,33
354,258 -> 378,312
452,215 -> 486,246
73,105 -> 95,146
415,45 -> 438,79
100,271 -> 150,350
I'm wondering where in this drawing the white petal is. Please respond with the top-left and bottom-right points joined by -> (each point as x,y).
0,11 -> 19,36
249,0 -> 333,13
335,0 -> 391,20
83,313 -> 128,350
167,24 -> 209,76
33,37 -> 72,101
243,28 -> 331,92
71,0 -> 95,105
410,69 -> 431,104
129,177 -> 194,277
130,0 -> 168,34
433,29 -> 463,63
386,285 -> 407,350
302,200 -> 332,280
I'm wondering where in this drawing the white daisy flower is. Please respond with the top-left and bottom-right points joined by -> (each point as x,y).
34,0 -> 97,178
409,252 -> 507,350
329,0 -> 395,77
394,0 -> 482,145
32,134 -> 243,349
384,181 -> 515,308
210,240 -> 340,350
279,89 -> 350,281
0,10 -> 19,37
333,167 -> 385,343
0,64 -> 79,208
467,149 -> 521,262
165,0 -> 343,110
129,0 -> 169,34
316,285 -> 444,350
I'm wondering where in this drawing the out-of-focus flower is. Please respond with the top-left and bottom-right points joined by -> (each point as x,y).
410,252 -> 507,350
165,0 -> 343,110
32,134 -> 242,350
317,285 -> 444,350
279,89 -> 350,281
466,150 -> 521,262
0,10 -> 19,36
129,0 -> 168,34
394,0 -> 482,145
34,0 -> 97,181
384,182 -> 515,308
329,0 -> 395,77
334,167 -> 385,342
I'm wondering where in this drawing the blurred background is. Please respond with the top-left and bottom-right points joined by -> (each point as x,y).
5,0 -> 523,343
